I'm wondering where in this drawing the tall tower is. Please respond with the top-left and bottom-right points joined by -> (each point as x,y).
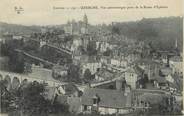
83,14 -> 88,29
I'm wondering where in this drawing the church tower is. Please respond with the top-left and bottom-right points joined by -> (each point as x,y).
83,14 -> 88,29
81,14 -> 88,34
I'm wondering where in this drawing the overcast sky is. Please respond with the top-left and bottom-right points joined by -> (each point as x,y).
0,0 -> 182,26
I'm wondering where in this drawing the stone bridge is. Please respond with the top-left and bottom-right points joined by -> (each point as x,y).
0,70 -> 65,90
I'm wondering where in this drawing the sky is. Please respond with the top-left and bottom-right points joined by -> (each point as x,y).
0,0 -> 182,26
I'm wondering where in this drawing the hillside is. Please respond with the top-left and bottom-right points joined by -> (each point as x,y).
111,17 -> 183,51
0,22 -> 41,35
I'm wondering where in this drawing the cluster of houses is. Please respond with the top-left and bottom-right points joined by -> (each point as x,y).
44,58 -> 181,115
41,43 -> 182,114
17,15 -> 182,115
1,14 -> 182,115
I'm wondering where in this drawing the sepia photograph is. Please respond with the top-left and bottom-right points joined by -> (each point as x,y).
0,0 -> 183,116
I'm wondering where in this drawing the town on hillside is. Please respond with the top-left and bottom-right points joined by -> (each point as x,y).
0,15 -> 183,116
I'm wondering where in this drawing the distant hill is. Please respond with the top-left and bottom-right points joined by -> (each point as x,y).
0,22 -> 41,35
0,16 -> 182,52
111,17 -> 183,52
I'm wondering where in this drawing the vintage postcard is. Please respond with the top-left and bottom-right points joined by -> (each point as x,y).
0,0 -> 183,116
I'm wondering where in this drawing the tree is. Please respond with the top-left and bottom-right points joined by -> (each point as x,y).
1,80 -> 70,116
84,69 -> 91,79
8,52 -> 25,73
67,64 -> 81,83
16,82 -> 51,116
0,43 -> 9,56
51,99 -> 69,114
83,69 -> 93,83
0,80 -> 15,113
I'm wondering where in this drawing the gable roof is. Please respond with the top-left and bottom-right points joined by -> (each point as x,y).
139,93 -> 166,105
62,83 -> 80,95
55,95 -> 68,104
96,68 -> 114,80
126,66 -> 143,76
155,77 -> 167,83
170,56 -> 182,62
160,67 -> 172,76
133,59 -> 160,66
53,65 -> 68,71
126,68 -> 136,74
150,75 -> 167,83
81,88 -> 132,108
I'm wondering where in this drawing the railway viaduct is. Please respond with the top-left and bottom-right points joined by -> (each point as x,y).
0,70 -> 65,90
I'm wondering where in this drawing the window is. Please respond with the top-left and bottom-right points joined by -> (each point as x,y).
93,98 -> 98,104
84,105 -> 87,111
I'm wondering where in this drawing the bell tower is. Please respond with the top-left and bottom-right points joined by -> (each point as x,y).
83,13 -> 88,29
81,14 -> 88,34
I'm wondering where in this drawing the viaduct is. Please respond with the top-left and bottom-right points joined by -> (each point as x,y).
0,70 -> 65,90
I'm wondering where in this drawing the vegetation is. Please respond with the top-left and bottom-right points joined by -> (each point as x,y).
83,69 -> 93,83
0,40 -> 25,73
15,82 -> 51,116
111,17 -> 183,52
8,52 -> 25,73
67,64 -> 82,83
0,80 -> 69,116
0,17 -> 182,52
0,80 -> 15,113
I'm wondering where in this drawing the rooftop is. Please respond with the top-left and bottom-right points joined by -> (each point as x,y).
81,88 -> 132,108
95,68 -> 114,80
61,83 -> 80,95
160,67 -> 172,76
170,56 -> 182,62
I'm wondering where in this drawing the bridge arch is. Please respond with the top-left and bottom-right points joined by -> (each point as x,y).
32,80 -> 40,85
4,75 -> 11,90
20,79 -> 29,88
12,77 -> 20,89
0,71 -> 62,88
22,79 -> 28,85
